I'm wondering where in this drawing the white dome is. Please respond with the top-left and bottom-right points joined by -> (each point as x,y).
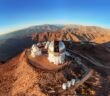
45,41 -> 50,49
48,41 -> 54,51
48,40 -> 65,52
62,83 -> 67,90
67,81 -> 72,88
71,79 -> 75,85
31,44 -> 42,57
59,41 -> 65,52
32,44 -> 40,52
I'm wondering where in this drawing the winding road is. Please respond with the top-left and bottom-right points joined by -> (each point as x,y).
67,49 -> 110,69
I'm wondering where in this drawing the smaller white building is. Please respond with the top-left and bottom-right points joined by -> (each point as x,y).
31,44 -> 42,57
71,79 -> 75,85
62,79 -> 76,90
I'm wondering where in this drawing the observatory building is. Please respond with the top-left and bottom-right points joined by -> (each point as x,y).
31,44 -> 42,57
47,40 -> 66,65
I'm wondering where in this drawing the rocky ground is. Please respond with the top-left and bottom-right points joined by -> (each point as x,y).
0,25 -> 110,96
0,43 -> 110,96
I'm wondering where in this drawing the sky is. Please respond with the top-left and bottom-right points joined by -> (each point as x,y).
0,0 -> 110,34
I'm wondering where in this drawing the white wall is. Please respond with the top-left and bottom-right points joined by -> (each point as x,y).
48,52 -> 65,64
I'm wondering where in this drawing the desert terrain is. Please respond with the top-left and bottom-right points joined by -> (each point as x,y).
0,24 -> 110,96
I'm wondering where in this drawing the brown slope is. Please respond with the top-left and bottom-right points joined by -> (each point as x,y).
0,44 -> 110,95
32,31 -> 80,42
62,25 -> 110,42
92,36 -> 110,44
32,25 -> 110,43
0,50 -> 91,96
0,51 -> 46,96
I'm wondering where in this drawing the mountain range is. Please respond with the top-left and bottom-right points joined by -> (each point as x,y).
0,24 -> 110,61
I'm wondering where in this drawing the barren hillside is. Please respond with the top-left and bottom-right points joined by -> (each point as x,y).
0,42 -> 110,96
0,25 -> 110,95
32,25 -> 110,43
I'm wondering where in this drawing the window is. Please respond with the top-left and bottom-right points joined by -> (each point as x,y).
54,41 -> 59,52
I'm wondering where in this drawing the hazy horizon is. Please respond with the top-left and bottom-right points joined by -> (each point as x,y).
0,0 -> 110,33
0,23 -> 110,36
